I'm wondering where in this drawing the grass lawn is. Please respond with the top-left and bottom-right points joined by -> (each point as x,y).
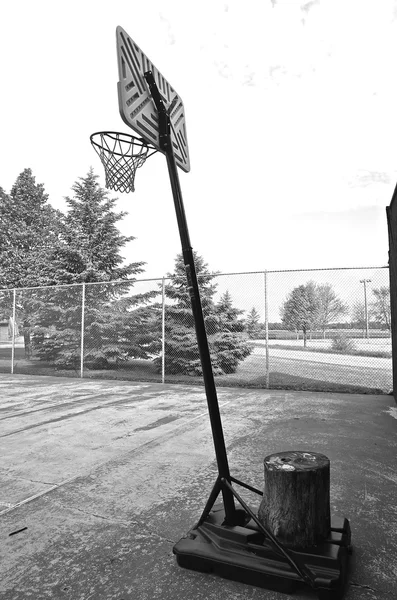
0,347 -> 20,359
1,349 -> 387,395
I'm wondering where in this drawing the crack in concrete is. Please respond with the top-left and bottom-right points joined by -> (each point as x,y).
350,581 -> 377,592
0,476 -> 78,517
69,504 -> 137,524
356,481 -> 368,516
146,530 -> 175,545
67,505 -> 175,544
16,476 -> 58,486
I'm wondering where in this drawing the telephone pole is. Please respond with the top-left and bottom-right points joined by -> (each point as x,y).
360,279 -> 371,339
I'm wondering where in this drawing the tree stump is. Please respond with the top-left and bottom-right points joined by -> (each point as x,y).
258,451 -> 331,550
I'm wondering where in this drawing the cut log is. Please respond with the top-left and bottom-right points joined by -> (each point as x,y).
258,451 -> 331,549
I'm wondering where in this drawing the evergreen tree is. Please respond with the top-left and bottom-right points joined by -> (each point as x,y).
32,169 -> 158,368
213,291 -> 251,373
0,169 -> 64,357
245,307 -> 262,339
52,168 -> 144,284
0,169 -> 63,287
154,253 -> 251,376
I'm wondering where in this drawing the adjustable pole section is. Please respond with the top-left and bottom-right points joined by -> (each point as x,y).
144,71 -> 237,524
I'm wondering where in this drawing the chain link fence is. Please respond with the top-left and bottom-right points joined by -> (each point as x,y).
0,266 -> 391,394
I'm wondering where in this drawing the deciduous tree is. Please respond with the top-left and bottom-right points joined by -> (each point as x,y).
316,284 -> 348,338
371,286 -> 391,332
280,281 -> 319,347
350,301 -> 368,332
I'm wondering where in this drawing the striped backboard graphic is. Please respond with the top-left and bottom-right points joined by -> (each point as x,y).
116,26 -> 190,173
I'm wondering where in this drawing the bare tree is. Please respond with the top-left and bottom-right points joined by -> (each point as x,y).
371,287 -> 391,332
280,281 -> 319,347
316,284 -> 348,339
351,301 -> 370,336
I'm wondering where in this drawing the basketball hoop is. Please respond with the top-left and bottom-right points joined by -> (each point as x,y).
90,131 -> 157,193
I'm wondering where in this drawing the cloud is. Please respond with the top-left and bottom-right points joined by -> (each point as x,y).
291,205 -> 385,230
159,13 -> 176,45
301,0 -> 320,16
348,171 -> 391,188
213,60 -> 232,79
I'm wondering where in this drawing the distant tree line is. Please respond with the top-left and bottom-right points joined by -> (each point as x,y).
243,282 -> 391,346
279,281 -> 390,346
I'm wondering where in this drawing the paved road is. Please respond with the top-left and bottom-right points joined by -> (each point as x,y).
251,346 -> 392,391
254,342 -> 391,368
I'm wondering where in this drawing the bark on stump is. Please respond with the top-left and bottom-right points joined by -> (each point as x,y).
258,451 -> 331,549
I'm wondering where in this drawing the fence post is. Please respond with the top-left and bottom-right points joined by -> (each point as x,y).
80,283 -> 86,379
162,277 -> 166,384
264,271 -> 270,388
11,288 -> 16,374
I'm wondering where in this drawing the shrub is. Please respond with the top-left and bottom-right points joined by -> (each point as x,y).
331,335 -> 356,354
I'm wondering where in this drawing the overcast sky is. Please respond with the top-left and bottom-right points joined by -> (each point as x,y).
1,0 -> 396,280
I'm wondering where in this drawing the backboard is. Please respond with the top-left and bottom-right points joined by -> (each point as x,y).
116,26 -> 190,173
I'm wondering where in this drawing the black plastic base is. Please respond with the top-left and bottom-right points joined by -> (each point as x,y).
173,503 -> 352,600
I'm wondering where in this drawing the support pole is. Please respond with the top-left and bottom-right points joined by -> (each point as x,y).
11,289 -> 16,374
80,283 -> 86,379
387,199 -> 397,402
264,271 -> 270,388
162,276 -> 166,384
144,70 -> 236,524
360,278 -> 371,339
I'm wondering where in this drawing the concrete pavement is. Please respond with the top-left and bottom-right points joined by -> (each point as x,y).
0,374 -> 396,599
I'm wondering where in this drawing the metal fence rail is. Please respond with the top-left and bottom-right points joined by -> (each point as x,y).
0,266 -> 391,394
